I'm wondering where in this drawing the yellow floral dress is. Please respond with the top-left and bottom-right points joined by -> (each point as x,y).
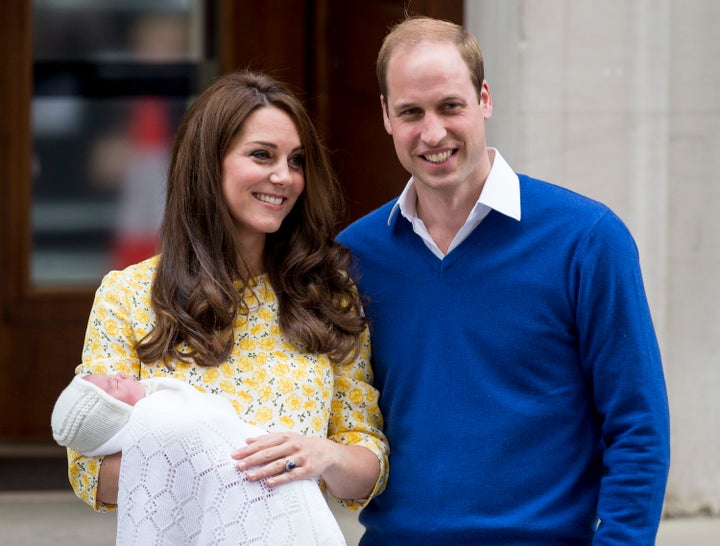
68,256 -> 388,511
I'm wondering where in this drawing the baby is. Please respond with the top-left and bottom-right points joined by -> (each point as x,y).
51,373 -> 346,545
51,372 -> 147,455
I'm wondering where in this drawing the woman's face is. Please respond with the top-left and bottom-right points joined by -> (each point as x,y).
221,106 -> 305,257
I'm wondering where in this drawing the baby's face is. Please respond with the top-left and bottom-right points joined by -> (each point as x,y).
84,372 -> 145,406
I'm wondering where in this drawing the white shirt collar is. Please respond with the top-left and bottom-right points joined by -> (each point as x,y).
388,148 -> 521,224
387,148 -> 521,257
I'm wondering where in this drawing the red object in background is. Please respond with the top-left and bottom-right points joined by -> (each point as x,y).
110,97 -> 170,270
129,97 -> 170,147
111,235 -> 159,270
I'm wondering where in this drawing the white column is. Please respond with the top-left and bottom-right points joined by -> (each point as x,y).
663,0 -> 720,516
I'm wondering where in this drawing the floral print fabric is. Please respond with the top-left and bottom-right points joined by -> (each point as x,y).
67,257 -> 388,511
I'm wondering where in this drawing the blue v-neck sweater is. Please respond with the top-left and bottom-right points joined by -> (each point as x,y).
338,175 -> 670,545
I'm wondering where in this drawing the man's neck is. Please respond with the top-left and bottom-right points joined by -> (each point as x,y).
415,191 -> 474,254
414,149 -> 495,253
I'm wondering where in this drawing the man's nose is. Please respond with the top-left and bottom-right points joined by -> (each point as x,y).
420,113 -> 447,146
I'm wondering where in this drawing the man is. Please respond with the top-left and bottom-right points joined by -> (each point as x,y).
337,16 -> 670,545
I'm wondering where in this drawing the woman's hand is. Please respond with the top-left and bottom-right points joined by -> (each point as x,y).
232,432 -> 336,487
231,432 -> 379,501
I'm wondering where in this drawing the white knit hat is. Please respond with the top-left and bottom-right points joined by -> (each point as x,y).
51,375 -> 133,454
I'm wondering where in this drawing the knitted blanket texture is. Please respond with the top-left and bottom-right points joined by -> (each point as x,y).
115,379 -> 346,545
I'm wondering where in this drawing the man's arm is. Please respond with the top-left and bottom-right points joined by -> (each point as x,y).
577,212 -> 670,544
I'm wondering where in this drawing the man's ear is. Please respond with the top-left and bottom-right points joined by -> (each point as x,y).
480,81 -> 493,120
381,95 -> 392,134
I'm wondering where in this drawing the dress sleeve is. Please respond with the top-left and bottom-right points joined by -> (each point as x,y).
327,324 -> 389,509
68,269 -> 145,512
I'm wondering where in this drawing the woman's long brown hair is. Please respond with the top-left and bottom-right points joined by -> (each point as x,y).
136,71 -> 366,368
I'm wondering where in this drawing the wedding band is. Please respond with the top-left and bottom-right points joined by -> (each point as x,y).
284,459 -> 297,472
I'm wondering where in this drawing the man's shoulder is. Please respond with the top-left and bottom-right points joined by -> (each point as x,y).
337,199 -> 398,243
519,174 -> 614,218
518,174 -> 633,247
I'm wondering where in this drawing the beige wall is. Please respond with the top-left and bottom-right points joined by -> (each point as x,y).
466,0 -> 720,516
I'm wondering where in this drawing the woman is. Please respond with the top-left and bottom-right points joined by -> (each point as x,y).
68,71 -> 388,516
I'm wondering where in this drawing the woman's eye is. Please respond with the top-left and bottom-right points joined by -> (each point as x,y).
289,154 -> 305,169
250,150 -> 271,160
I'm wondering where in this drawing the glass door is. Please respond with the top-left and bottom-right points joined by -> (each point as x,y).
31,0 -> 218,286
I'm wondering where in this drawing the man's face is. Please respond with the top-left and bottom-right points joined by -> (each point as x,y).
381,40 -> 493,199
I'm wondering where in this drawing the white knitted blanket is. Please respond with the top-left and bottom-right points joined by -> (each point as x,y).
113,378 -> 346,546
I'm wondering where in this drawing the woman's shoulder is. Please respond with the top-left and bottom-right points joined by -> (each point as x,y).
99,255 -> 159,291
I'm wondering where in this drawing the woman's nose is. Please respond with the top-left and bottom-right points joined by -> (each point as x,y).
269,163 -> 291,185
